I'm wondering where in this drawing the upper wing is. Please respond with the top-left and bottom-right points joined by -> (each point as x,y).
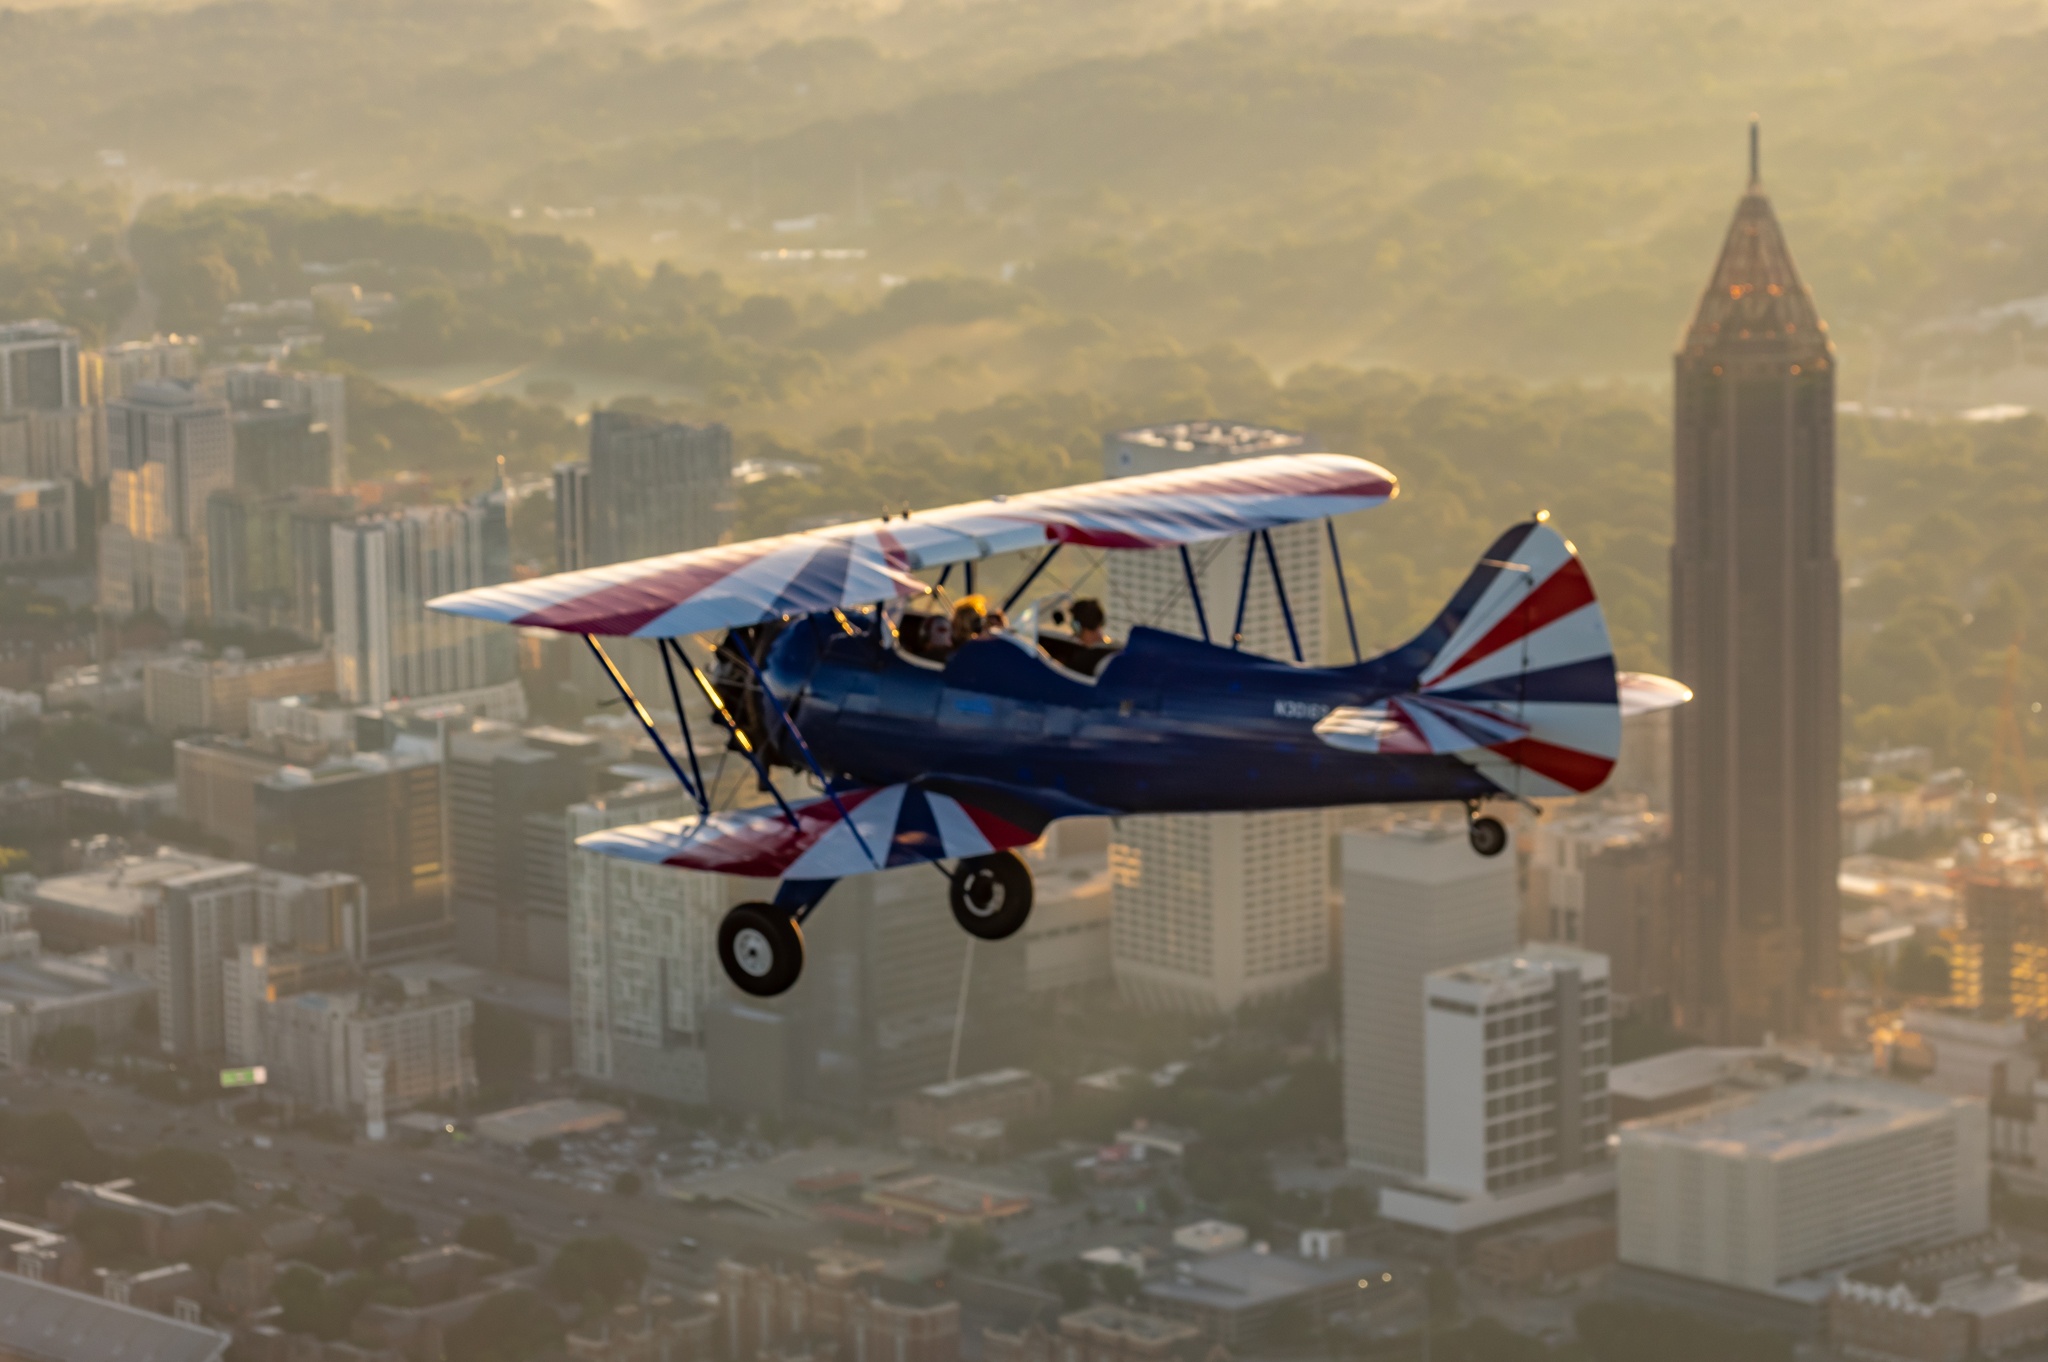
427,452 -> 1396,637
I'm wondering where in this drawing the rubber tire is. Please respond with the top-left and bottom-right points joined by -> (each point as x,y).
950,851 -> 1034,940
718,903 -> 805,997
1469,816 -> 1510,858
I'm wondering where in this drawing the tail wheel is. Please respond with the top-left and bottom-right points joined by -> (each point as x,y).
718,904 -> 804,996
949,851 -> 1034,940
1469,816 -> 1509,858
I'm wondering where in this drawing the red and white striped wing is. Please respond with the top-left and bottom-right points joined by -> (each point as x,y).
573,783 -> 1044,881
428,452 -> 1396,637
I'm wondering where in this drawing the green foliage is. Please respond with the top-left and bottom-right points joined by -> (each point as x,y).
611,1170 -> 643,1197
0,180 -> 133,342
457,1213 -> 538,1267
1038,1259 -> 1093,1310
0,1110 -> 113,1184
1575,1301 -> 1794,1362
30,1025 -> 96,1069
274,1265 -> 380,1341
527,1137 -> 561,1164
1430,1317 -> 1555,1362
546,1236 -> 646,1306
0,714 -> 174,787
341,1192 -> 418,1248
130,1147 -> 236,1206
945,1224 -> 1000,1269
1097,1264 -> 1140,1305
444,1288 -> 565,1362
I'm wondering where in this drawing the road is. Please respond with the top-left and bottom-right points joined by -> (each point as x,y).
1,1075 -> 831,1286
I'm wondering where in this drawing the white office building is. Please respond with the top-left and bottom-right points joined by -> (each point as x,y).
568,782 -> 725,1104
1381,943 -> 1616,1234
1104,422 -> 1331,1013
1618,1078 -> 1988,1292
332,500 -> 519,708
260,976 -> 474,1116
1342,819 -> 1520,1176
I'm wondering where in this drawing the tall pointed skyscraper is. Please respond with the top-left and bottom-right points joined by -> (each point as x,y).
1669,125 -> 1840,1043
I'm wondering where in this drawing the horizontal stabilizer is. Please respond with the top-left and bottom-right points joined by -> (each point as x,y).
1314,696 -> 1530,755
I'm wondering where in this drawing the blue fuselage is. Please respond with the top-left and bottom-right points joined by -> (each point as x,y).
759,616 -> 1498,816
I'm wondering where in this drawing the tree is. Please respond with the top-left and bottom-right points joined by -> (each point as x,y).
546,1236 -> 646,1306
612,1170 -> 642,1197
130,1147 -> 236,1206
1038,1260 -> 1093,1310
458,1213 -> 537,1266
528,1137 -> 561,1163
443,1288 -> 565,1362
1097,1264 -> 1140,1304
1046,1162 -> 1083,1202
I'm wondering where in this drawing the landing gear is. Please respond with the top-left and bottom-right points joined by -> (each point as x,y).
717,903 -> 805,997
949,851 -> 1034,940
1468,813 -> 1509,857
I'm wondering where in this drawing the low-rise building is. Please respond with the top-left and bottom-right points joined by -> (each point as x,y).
1832,1236 -> 2048,1362
1471,1217 -> 1616,1291
718,1250 -> 958,1362
984,1304 -> 1208,1362
1141,1248 -> 1393,1347
1606,1045 -> 1793,1123
863,1173 -> 1031,1227
0,1269 -> 228,1361
47,1179 -> 244,1261
473,1097 -> 624,1147
1618,1077 -> 1987,1314
568,1294 -> 716,1361
0,920 -> 157,1070
895,1069 -> 1050,1153
15,847 -> 241,953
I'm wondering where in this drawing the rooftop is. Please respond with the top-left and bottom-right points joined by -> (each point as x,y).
0,1262 -> 228,1362
1608,1047 -> 1776,1105
0,952 -> 154,1011
1621,1078 -> 1967,1159
1062,1303 -> 1201,1343
25,850 -> 245,921
1429,943 -> 1610,997
474,1099 -> 625,1147
913,1068 -> 1037,1102
1143,1250 -> 1386,1312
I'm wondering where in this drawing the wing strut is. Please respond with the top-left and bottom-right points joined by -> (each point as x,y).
1230,533 -> 1258,649
656,639 -> 711,820
731,639 -> 883,871
682,644 -> 801,829
583,635 -> 702,807
1260,529 -> 1304,663
1325,518 -> 1362,664
1179,544 -> 1211,644
1001,542 -> 1063,613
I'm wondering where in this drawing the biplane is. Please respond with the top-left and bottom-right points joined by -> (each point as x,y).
430,453 -> 1687,996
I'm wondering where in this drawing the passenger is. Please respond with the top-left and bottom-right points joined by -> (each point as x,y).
983,607 -> 1010,633
921,614 -> 954,657
951,595 -> 988,643
1071,598 -> 1108,646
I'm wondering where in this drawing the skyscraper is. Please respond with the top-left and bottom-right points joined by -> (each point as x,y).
557,411 -> 730,569
0,320 -> 99,482
97,380 -> 234,623
331,498 -> 518,709
1102,422 -> 1331,1013
1669,128 -> 1841,1044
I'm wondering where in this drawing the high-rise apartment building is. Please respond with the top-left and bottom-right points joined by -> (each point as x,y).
0,320 -> 99,482
1342,821 -> 1520,1176
208,363 -> 347,489
1103,422 -> 1330,1013
568,782 -> 724,1104
448,722 -> 603,972
552,459 -> 591,571
1381,944 -> 1616,1235
259,975 -> 474,1116
332,498 -> 517,708
1669,132 -> 1841,1044
155,862 -> 366,1061
98,380 -> 234,624
0,477 -> 75,565
1618,1078 -> 1986,1293
206,489 -> 360,632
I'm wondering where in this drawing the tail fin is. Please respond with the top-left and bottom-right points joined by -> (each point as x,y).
1365,518 -> 1623,797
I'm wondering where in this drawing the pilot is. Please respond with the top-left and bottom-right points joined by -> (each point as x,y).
1071,598 -> 1108,647
921,614 -> 954,657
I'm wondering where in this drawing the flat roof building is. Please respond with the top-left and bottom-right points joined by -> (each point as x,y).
1618,1078 -> 1987,1294
1141,1248 -> 1392,1347
0,1268 -> 227,1362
